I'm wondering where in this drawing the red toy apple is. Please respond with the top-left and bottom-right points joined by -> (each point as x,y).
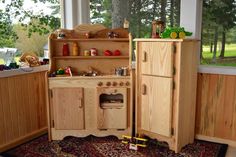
104,50 -> 112,56
113,50 -> 121,56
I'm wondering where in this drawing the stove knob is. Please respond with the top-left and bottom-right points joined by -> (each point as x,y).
126,81 -> 130,86
106,81 -> 111,86
119,82 -> 124,86
112,82 -> 117,86
97,82 -> 103,86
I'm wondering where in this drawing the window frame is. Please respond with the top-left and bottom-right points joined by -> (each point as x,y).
64,0 -> 236,75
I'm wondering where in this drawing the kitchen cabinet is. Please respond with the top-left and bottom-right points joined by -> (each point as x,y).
51,87 -> 84,130
0,71 -> 48,152
134,39 -> 199,153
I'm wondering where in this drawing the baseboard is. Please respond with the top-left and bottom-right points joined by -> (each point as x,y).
0,127 -> 48,153
195,134 -> 236,147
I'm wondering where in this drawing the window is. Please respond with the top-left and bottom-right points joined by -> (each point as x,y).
90,0 -> 180,38
201,0 -> 236,67
0,0 -> 61,66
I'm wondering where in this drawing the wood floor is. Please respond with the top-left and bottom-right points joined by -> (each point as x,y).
226,146 -> 236,157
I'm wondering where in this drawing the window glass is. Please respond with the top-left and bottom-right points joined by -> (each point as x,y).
201,0 -> 236,67
0,0 -> 61,66
90,0 -> 180,38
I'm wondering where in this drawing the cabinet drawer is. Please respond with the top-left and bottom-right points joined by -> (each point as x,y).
140,75 -> 172,137
52,87 -> 85,130
139,42 -> 174,77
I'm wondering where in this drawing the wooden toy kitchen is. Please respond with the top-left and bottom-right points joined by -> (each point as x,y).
47,25 -> 133,140
46,24 -> 199,153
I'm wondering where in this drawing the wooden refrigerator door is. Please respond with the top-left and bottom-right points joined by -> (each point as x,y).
140,75 -> 172,137
52,87 -> 84,130
140,42 -> 173,77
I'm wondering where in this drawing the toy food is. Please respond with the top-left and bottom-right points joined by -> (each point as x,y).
49,72 -> 56,77
90,48 -> 98,56
62,43 -> 69,56
113,50 -> 121,56
56,68 -> 65,75
107,31 -> 119,38
65,67 -> 72,76
104,50 -> 112,56
85,32 -> 90,38
72,42 -> 79,56
84,50 -> 90,56
161,27 -> 192,39
19,52 -> 41,67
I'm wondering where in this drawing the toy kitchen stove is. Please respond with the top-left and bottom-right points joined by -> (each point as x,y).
97,78 -> 131,130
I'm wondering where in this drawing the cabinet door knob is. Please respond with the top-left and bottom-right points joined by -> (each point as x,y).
78,99 -> 83,108
141,84 -> 147,95
142,51 -> 147,62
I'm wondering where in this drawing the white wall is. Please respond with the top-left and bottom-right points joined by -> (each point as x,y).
61,0 -> 90,29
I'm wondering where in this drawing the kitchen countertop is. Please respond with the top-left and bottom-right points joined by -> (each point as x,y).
0,65 -> 49,78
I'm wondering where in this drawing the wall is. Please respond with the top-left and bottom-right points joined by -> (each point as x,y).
0,71 -> 48,152
196,73 -> 236,144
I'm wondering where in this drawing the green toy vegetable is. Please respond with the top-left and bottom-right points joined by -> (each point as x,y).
161,27 -> 192,39
56,68 -> 65,75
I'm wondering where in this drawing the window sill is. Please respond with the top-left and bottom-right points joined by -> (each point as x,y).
0,65 -> 49,78
198,65 -> 236,76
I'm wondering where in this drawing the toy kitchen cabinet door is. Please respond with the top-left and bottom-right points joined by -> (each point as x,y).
51,87 -> 85,130
139,75 -> 172,137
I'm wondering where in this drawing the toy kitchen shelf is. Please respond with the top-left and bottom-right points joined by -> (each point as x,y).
50,38 -> 129,42
52,56 -> 129,59
47,25 -> 133,141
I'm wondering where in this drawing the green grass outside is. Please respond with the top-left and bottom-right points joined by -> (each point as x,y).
202,43 -> 236,67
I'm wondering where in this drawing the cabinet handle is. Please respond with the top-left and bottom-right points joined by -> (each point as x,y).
142,51 -> 147,62
141,84 -> 147,95
78,99 -> 83,108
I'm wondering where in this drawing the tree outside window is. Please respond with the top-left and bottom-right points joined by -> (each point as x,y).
201,0 -> 236,67
90,0 -> 180,38
0,0 -> 60,65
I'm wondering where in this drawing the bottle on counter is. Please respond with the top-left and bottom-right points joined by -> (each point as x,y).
62,43 -> 69,56
72,42 -> 79,56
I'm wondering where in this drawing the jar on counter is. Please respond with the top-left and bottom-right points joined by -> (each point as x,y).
90,48 -> 98,56
84,50 -> 90,56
